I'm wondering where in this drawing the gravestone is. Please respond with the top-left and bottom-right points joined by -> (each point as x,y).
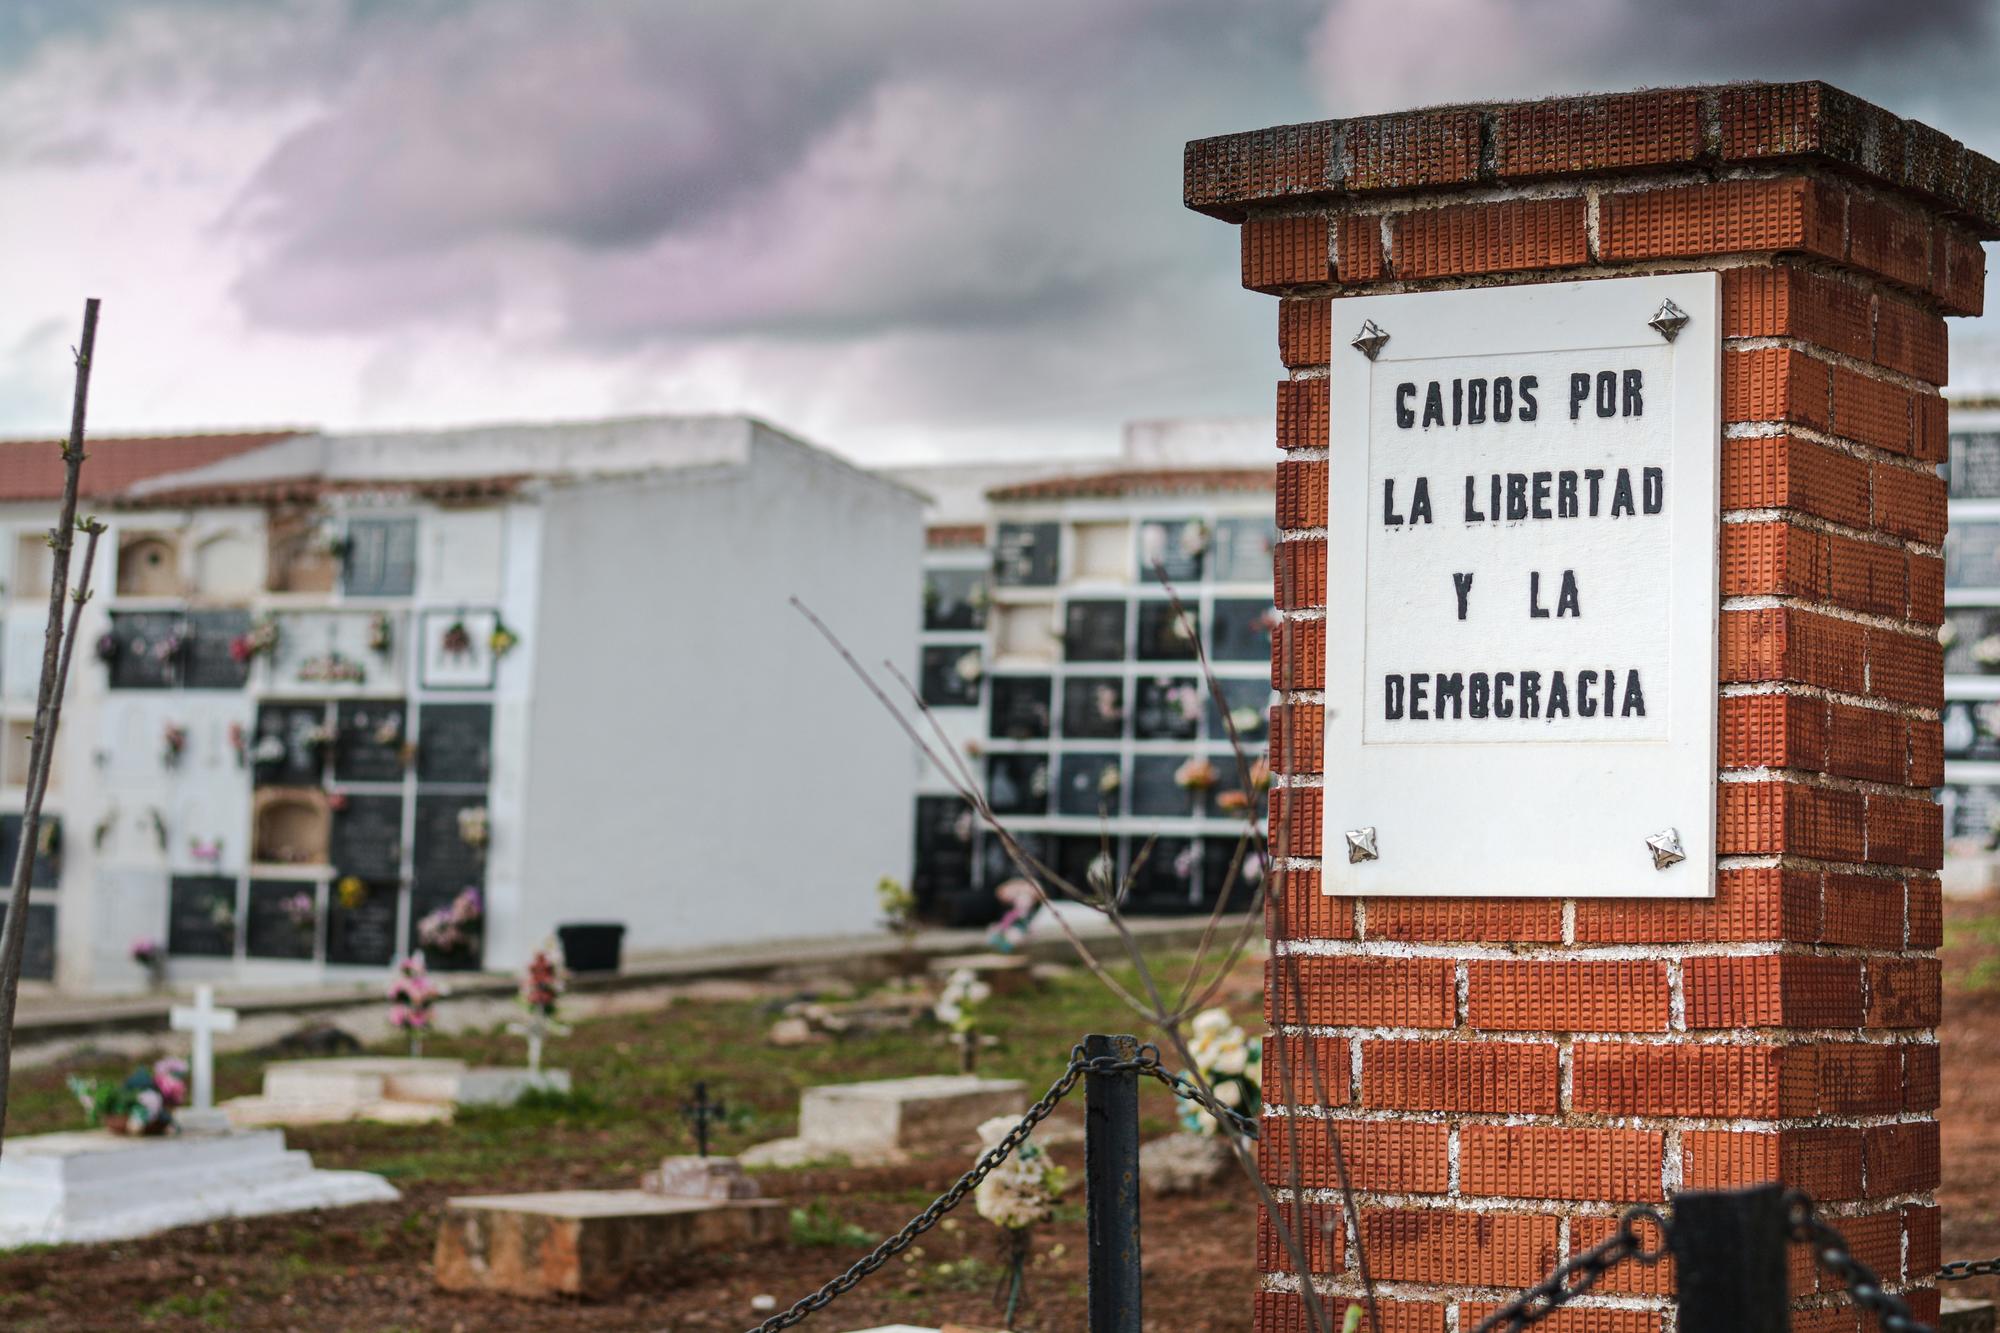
1209,598 -> 1274,662
918,645 -> 982,708
910,794 -> 976,918
1061,675 -> 1124,739
251,702 -> 328,787
412,792 -> 485,892
1056,752 -> 1121,817
105,612 -> 181,690
166,876 -> 236,957
333,700 -> 407,782
991,521 -> 1058,588
983,754 -> 1047,816
1138,517 -> 1205,584
0,815 -> 61,889
168,985 -> 237,1133
269,612 -> 384,692
923,567 -> 987,631
330,794 -> 404,882
1062,599 -> 1126,661
225,1057 -> 570,1128
244,881 -> 318,961
182,610 -> 252,689
988,675 -> 1052,739
740,1075 -> 1028,1169
325,882 -> 399,967
1134,600 -> 1197,660
0,903 -> 55,981
1129,754 -> 1195,817
1210,516 -> 1276,584
1133,675 -> 1200,740
416,703 -> 491,784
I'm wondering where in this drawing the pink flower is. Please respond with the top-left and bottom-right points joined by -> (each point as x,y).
152,1059 -> 188,1106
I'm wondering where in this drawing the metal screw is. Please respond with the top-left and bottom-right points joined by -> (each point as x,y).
1645,828 -> 1685,870
1648,299 -> 1690,342
1350,320 -> 1390,360
1344,827 -> 1378,864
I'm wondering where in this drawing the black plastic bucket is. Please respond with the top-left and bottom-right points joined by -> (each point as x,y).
556,922 -> 626,973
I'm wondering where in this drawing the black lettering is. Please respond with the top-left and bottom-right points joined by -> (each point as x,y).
1643,466 -> 1664,514
1452,378 -> 1463,426
1383,478 -> 1403,525
1409,475 -> 1432,524
1595,369 -> 1617,418
1491,474 -> 1502,524
1585,468 -> 1605,516
1385,674 -> 1405,720
1557,569 -> 1581,618
1604,668 -> 1616,715
1532,470 -> 1552,519
1469,672 -> 1491,718
1578,669 -> 1599,716
1518,376 -> 1538,420
1520,670 -> 1543,719
1464,475 -> 1485,522
1547,670 -> 1571,718
1622,670 -> 1647,717
1411,672 -> 1430,720
1435,673 -> 1463,718
1529,571 -> 1549,618
1569,372 -> 1590,420
1506,473 -> 1528,521
1558,471 -> 1578,518
1467,378 -> 1487,424
1396,382 -> 1417,429
1453,571 -> 1475,620
1623,368 -> 1644,417
1611,468 -> 1636,517
1422,382 -> 1444,428
1493,376 -> 1513,422
1494,672 -> 1515,718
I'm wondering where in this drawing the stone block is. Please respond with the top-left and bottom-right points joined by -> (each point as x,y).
435,1191 -> 785,1298
641,1155 -> 760,1200
1945,1298 -> 1998,1333
927,953 -> 1035,995
226,1057 -> 570,1126
798,1076 -> 1027,1154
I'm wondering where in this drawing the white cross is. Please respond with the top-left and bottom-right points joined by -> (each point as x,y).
169,984 -> 238,1112
506,1012 -> 569,1075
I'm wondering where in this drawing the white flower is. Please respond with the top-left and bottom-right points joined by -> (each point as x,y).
1974,634 -> 2000,668
1210,1037 -> 1248,1077
954,651 -> 983,684
1214,1079 -> 1243,1107
1939,621 -> 1960,649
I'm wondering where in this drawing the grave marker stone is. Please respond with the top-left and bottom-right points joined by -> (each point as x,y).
245,880 -> 318,960
333,700 -> 406,782
329,794 -> 404,881
166,876 -> 236,957
182,610 -> 252,689
325,882 -> 398,966
415,703 -> 491,784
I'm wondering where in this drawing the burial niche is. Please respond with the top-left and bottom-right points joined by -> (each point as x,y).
190,529 -> 261,599
989,675 -> 1053,740
1063,600 -> 1127,662
252,788 -> 331,866
167,876 -> 237,957
245,880 -> 318,961
116,531 -> 182,597
265,507 -> 339,594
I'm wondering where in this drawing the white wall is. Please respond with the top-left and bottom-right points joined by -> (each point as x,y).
515,427 -> 923,957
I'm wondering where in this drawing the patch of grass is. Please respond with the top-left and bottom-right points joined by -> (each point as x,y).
789,1202 -> 879,1248
139,1288 -> 233,1326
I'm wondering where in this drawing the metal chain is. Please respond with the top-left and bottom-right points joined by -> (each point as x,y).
747,1042 -> 1173,1333
1940,1256 -> 2000,1281
1469,1204 -> 1669,1333
1785,1190 -> 1936,1333
1141,1064 -> 1261,1140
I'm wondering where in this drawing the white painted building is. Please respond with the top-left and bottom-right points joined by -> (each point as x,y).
1,416 -> 922,992
1942,399 -> 2000,890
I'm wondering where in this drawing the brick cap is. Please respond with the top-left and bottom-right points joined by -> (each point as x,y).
1185,81 -> 2000,238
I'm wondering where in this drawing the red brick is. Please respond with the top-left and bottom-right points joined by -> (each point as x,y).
1873,291 -> 1949,384
1846,190 -> 1932,292
1825,702 -> 1907,784
1275,378 -> 1329,450
1271,618 -> 1324,689
1720,606 -> 1867,693
1909,876 -> 1942,949
1824,534 -> 1908,619
1683,1128 -> 1866,1200
1492,89 -> 1703,179
1865,792 -> 1943,870
1867,957 -> 1942,1028
1721,264 -> 1873,362
1830,366 -> 1914,454
1264,868 -> 1353,942
1812,1044 -> 1905,1116
1722,434 -> 1871,529
1466,960 -> 1670,1032
1252,1292 -> 1446,1333
1569,1214 -> 1675,1297
1361,1208 -> 1558,1287
1908,557 -> 1944,626
1717,781 -> 1866,862
1274,538 -> 1324,613
1459,1125 -> 1665,1202
1269,785 -> 1321,858
1243,214 -> 1331,292
1682,954 -> 1864,1029
1278,297 -> 1332,368
1905,1043 -> 1940,1109
1258,1199 -> 1341,1273
1275,458 -> 1327,530
1866,625 -> 1944,710
1360,1039 -> 1558,1114
1934,218 -> 1988,315
1458,1303 -> 1660,1333
1388,197 -> 1589,279
1907,1203 -> 1941,1280
1871,463 -> 1947,544
1864,1121 -> 1940,1195
1343,109 -> 1482,192
1363,898 -> 1563,943
1721,521 -> 1824,599
1270,955 -> 1455,1029
1600,177 -> 1844,263
1574,865 -> 1818,945
1820,873 -> 1908,949
1720,692 -> 1824,770
1259,1118 -> 1449,1193
1263,1034 -> 1350,1107
1724,346 -> 1832,430
1913,389 -> 1949,463
1337,214 -> 1385,283
1268,702 -> 1323,775
1572,1042 -> 1804,1118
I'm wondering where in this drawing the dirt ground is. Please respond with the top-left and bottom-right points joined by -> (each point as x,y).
5,907 -> 2000,1331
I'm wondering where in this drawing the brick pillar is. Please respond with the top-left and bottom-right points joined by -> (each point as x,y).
1189,83 -> 1998,1331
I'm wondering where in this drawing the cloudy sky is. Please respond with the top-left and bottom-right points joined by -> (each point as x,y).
1,0 -> 1996,463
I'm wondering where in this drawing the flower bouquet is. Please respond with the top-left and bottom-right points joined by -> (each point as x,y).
416,887 -> 483,958
69,1058 -> 188,1136
935,967 -> 991,1072
1179,1007 -> 1262,1137
972,1114 -> 1069,1328
388,953 -> 442,1057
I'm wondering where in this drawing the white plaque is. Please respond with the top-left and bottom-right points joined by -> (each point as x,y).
1321,274 -> 1719,898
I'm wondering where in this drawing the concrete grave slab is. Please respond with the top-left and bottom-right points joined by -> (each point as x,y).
0,1128 -> 397,1246
741,1074 -> 1027,1168
223,1056 -> 570,1126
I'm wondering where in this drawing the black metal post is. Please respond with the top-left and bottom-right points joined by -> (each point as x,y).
1084,1032 -> 1142,1332
1671,1184 -> 1792,1333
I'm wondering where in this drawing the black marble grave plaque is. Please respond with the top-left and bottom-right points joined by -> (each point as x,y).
1126,835 -> 1198,914
1210,599 -> 1275,662
1951,433 -> 2000,499
923,568 -> 988,632
989,675 -> 1052,740
919,645 -> 983,708
342,517 -> 418,597
1134,676 -> 1201,741
0,903 -> 55,980
912,794 -> 977,919
1051,834 -> 1115,898
330,794 -> 404,881
1061,676 -> 1124,740
985,753 -> 1049,816
416,704 -> 491,785
992,522 -> 1059,588
412,792 -> 487,892
1210,517 -> 1277,585
1200,835 -> 1262,909
1063,600 -> 1127,662
107,612 -> 182,690
1139,518 -> 1205,585
245,880 -> 318,960
326,882 -> 399,966
167,875 -> 237,957
1056,752 -> 1123,817
183,610 -> 252,689
1206,677 -> 1273,742
1135,601 -> 1198,660
0,815 -> 61,888
253,702 -> 329,786
980,829 -> 1046,891
1130,754 -> 1196,817
335,701 -> 407,783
